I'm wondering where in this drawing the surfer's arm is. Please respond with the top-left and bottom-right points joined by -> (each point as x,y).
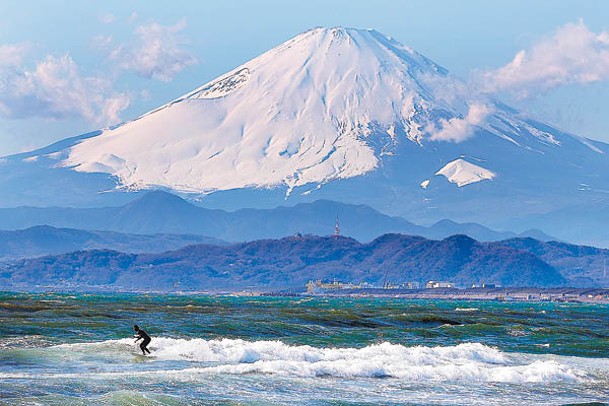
134,334 -> 142,342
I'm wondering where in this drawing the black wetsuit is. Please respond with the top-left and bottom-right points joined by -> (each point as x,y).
135,329 -> 151,354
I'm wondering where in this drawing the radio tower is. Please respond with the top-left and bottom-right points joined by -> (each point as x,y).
334,215 -> 340,239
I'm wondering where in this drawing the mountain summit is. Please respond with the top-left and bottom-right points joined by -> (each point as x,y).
2,27 -> 609,243
65,27 -> 456,194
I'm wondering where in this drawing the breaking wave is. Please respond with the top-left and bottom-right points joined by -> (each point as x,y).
45,338 -> 586,383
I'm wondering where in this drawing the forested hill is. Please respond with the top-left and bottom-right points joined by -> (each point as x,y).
2,234 -> 575,292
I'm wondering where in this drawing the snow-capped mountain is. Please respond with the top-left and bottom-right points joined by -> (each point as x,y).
2,27 -> 609,242
65,27 -> 586,195
65,27 -> 454,194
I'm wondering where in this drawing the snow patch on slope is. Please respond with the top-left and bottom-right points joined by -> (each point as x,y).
576,136 -> 604,154
435,159 -> 496,187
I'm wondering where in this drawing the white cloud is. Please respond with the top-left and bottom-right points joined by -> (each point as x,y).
0,53 -> 130,126
420,72 -> 471,105
127,12 -> 139,24
429,103 -> 493,142
99,12 -> 117,24
479,21 -> 609,98
108,19 -> 197,82
422,21 -> 609,143
92,34 -> 114,51
0,43 -> 29,68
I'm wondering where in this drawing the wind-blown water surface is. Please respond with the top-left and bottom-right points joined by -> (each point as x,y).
1,293 -> 608,405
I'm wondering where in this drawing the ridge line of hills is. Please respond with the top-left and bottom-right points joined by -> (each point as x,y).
0,225 -> 227,261
0,191 -> 554,248
3,233 -> 608,292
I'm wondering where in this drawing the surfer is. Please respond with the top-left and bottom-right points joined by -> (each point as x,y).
133,324 -> 151,355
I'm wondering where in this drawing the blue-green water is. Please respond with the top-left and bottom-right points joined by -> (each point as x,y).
1,292 -> 608,405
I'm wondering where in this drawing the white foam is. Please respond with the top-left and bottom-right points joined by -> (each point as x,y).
45,338 -> 589,384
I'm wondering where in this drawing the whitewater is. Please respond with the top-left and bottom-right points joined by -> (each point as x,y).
1,293 -> 608,404
3,338 -> 606,404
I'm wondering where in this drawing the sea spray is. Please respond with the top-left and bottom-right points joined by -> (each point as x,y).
12,338 -> 582,383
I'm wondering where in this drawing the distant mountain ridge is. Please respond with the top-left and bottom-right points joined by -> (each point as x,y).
0,225 -> 226,260
0,191 -> 555,243
499,237 -> 609,287
1,234 -> 569,292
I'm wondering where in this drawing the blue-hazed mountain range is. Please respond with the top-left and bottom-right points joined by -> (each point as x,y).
4,232 -> 609,292
0,191 -> 553,247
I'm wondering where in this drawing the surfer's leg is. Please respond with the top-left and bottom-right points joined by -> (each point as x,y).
141,338 -> 151,354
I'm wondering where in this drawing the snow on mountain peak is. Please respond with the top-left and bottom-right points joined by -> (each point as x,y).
435,158 -> 496,187
61,27 -> 574,196
64,27 -> 459,194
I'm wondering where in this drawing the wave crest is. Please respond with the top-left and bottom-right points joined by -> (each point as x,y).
56,338 -> 584,383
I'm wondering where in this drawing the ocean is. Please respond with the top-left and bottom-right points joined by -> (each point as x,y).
1,292 -> 608,405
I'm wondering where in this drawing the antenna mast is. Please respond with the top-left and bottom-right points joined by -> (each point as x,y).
334,215 -> 340,239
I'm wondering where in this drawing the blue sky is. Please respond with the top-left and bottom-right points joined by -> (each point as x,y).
0,0 -> 608,156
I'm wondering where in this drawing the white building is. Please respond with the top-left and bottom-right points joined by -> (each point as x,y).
425,281 -> 454,289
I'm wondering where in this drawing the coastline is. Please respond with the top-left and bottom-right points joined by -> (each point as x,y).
298,287 -> 609,304
4,286 -> 609,304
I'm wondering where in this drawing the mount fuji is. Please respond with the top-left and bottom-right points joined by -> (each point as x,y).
2,27 -> 609,244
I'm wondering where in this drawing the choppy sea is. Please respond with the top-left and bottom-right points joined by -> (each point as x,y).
1,292 -> 608,405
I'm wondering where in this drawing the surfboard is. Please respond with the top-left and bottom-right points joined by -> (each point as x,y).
132,353 -> 155,362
